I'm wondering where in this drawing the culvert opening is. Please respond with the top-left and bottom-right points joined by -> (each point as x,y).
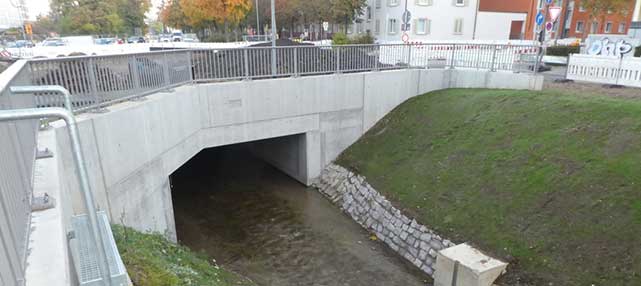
169,138 -> 429,286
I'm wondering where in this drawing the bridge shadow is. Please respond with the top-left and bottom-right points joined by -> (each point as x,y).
168,140 -> 430,285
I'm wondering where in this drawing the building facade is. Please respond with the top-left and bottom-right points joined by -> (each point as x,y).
526,0 -> 636,41
354,0 -> 638,43
368,0 -> 481,42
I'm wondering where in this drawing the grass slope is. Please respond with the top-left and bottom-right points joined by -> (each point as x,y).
112,225 -> 254,286
337,88 -> 641,285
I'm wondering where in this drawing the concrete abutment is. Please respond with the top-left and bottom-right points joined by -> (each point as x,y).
50,69 -> 542,239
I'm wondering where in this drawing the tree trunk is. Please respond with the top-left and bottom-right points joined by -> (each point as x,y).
224,20 -> 230,42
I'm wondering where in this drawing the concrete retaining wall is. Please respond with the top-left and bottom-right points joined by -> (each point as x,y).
51,68 -> 543,239
316,164 -> 456,276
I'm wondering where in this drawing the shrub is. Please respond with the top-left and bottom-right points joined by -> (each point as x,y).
546,45 -> 580,57
350,33 -> 374,45
635,46 -> 641,57
332,32 -> 374,45
332,32 -> 349,45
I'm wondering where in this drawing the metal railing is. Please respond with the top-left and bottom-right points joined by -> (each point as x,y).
0,61 -> 38,286
23,43 -> 540,113
0,42 -> 541,284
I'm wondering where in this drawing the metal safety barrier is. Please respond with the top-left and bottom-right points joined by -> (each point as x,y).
22,43 -> 540,113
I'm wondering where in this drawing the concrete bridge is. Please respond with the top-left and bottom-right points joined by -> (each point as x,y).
0,43 -> 542,286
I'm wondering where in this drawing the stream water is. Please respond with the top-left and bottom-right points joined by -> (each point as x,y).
171,145 -> 430,286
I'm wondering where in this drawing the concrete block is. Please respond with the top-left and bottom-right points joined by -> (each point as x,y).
434,243 -> 507,286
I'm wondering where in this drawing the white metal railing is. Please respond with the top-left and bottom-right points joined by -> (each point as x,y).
23,43 -> 541,113
567,54 -> 641,87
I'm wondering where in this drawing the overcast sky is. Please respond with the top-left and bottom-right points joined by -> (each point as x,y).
1,0 -> 164,21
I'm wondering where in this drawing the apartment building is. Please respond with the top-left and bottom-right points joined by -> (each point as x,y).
627,0 -> 641,38
368,0 -> 480,42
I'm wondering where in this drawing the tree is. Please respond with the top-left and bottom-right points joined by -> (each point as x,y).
49,0 -> 150,35
330,0 -> 367,33
179,0 -> 252,40
578,0 -> 635,17
118,0 -> 151,35
160,0 -> 189,29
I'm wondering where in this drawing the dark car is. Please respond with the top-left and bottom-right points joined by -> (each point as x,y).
127,36 -> 145,44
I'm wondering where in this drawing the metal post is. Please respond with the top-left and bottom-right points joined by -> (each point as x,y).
533,45 -> 545,75
450,44 -> 456,69
187,51 -> 194,82
270,0 -> 277,76
336,46 -> 341,74
407,44 -> 412,69
129,56 -> 141,92
490,45 -> 498,72
243,48 -> 250,80
0,99 -> 112,286
87,58 -> 100,107
374,45 -> 379,71
163,53 -> 171,85
293,48 -> 298,77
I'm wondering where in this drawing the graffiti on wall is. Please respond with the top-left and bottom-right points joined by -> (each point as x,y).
587,38 -> 634,57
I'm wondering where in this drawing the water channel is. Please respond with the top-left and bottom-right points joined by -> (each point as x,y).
171,145 -> 430,286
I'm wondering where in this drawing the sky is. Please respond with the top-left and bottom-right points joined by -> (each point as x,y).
0,0 -> 164,22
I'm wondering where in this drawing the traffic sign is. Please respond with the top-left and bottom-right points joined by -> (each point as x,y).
548,6 -> 562,22
545,22 -> 553,32
545,0 -> 553,4
322,22 -> 329,31
402,10 -> 412,24
536,12 -> 544,26
402,33 -> 409,43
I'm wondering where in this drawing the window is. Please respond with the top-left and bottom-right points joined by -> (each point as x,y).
575,21 -> 584,33
388,18 -> 398,34
347,24 -> 353,34
454,0 -> 465,6
376,0 -> 381,8
453,18 -> 464,34
605,22 -> 613,33
357,22 -> 364,34
388,0 -> 399,6
619,23 -> 626,33
416,0 -> 432,6
415,18 -> 430,34
375,19 -> 381,34
590,21 -> 598,33
367,6 -> 372,20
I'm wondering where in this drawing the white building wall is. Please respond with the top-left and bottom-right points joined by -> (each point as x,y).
369,0 -> 480,42
475,12 -> 527,40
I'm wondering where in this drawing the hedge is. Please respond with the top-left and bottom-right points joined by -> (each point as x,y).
546,45 -> 581,57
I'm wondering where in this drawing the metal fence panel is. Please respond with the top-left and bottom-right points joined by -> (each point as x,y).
0,61 -> 38,286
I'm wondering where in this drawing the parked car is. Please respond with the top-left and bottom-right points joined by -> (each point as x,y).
95,38 -> 117,45
159,35 -> 172,42
183,33 -> 200,43
127,36 -> 145,44
6,40 -> 35,48
172,32 -> 183,42
41,38 -> 66,47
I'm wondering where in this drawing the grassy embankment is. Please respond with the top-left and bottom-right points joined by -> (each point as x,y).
112,225 -> 254,286
337,88 -> 641,285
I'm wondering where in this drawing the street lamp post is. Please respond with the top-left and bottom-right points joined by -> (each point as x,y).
270,0 -> 277,76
